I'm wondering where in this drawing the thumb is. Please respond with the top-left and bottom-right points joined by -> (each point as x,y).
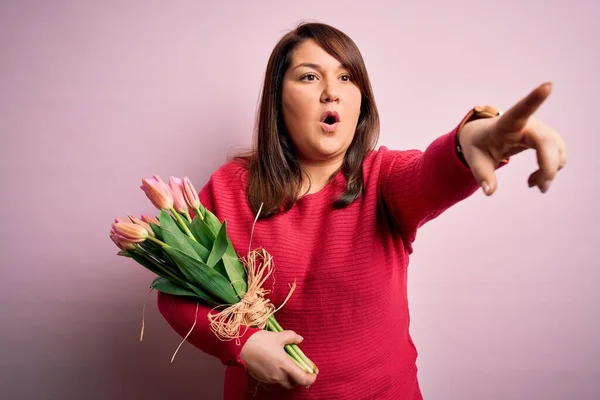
278,330 -> 304,346
467,147 -> 498,196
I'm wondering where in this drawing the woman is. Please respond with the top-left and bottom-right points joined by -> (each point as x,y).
157,22 -> 566,399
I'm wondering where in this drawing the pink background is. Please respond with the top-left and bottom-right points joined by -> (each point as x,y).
1,1 -> 598,399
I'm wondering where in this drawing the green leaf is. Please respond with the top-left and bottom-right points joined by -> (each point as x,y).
149,222 -> 162,240
139,240 -> 163,259
129,251 -> 165,276
213,259 -> 228,278
163,247 -> 240,304
190,217 -> 215,249
151,276 -> 198,297
150,276 -> 220,305
204,209 -> 223,236
187,239 -> 210,263
129,251 -> 184,284
159,210 -> 205,262
195,209 -> 247,297
215,221 -> 247,297
207,221 -> 229,268
222,251 -> 247,297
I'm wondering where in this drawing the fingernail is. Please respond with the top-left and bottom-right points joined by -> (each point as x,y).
298,335 -> 304,341
541,180 -> 551,193
481,182 -> 490,195
305,385 -> 311,389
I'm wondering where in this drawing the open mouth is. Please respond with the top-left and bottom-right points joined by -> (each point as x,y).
321,111 -> 340,125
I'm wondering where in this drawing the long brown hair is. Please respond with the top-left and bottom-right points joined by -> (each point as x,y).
237,22 -> 380,218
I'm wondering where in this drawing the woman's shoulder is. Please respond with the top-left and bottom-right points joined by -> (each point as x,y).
208,157 -> 250,185
363,146 -> 422,177
370,145 -> 422,160
198,158 -> 250,211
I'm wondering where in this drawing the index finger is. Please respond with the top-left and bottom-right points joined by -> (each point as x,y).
498,82 -> 553,132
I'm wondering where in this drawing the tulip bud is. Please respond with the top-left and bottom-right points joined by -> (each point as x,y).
110,233 -> 136,250
168,176 -> 188,214
111,222 -> 148,243
182,177 -> 200,209
128,214 -> 155,237
141,214 -> 160,226
140,175 -> 174,210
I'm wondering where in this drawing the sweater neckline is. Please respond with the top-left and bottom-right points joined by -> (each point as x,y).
297,168 -> 346,202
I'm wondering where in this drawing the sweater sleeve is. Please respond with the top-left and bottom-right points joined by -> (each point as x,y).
156,177 -> 261,369
380,124 -> 480,253
156,292 -> 261,368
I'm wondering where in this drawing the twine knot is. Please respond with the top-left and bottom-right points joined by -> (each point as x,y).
207,248 -> 296,345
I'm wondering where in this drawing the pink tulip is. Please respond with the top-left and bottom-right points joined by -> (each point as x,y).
128,214 -> 155,237
141,214 -> 160,226
110,219 -> 138,249
182,177 -> 200,209
140,175 -> 173,210
168,176 -> 188,214
111,222 -> 148,243
110,233 -> 136,250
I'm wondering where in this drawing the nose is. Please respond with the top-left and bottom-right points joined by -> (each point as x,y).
320,81 -> 340,103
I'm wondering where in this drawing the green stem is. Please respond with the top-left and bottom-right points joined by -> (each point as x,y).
193,206 -> 204,221
266,319 -> 309,372
266,317 -> 315,374
184,211 -> 192,223
146,235 -> 168,247
170,208 -> 196,241
289,352 -> 307,371
270,317 -> 315,372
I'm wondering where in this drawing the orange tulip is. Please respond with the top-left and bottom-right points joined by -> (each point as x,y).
141,214 -> 160,226
128,215 -> 155,237
111,222 -> 148,243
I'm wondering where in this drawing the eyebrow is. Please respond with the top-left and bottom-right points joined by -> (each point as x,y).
292,62 -> 348,71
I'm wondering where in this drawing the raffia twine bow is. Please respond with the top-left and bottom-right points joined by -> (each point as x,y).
143,203 -> 296,363
208,247 -> 296,344
204,201 -> 295,344
163,247 -> 295,362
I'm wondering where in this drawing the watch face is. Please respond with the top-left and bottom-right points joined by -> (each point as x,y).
474,105 -> 501,117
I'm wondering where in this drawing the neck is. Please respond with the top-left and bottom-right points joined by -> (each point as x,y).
298,156 -> 344,195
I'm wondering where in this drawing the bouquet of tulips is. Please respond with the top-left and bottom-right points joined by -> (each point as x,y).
109,175 -> 317,374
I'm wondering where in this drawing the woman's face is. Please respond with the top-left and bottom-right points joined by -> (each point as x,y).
281,39 -> 362,165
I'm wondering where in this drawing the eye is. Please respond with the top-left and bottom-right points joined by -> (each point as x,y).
300,73 -> 318,82
340,74 -> 352,82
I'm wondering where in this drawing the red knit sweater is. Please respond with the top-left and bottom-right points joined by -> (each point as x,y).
157,124 -> 480,399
